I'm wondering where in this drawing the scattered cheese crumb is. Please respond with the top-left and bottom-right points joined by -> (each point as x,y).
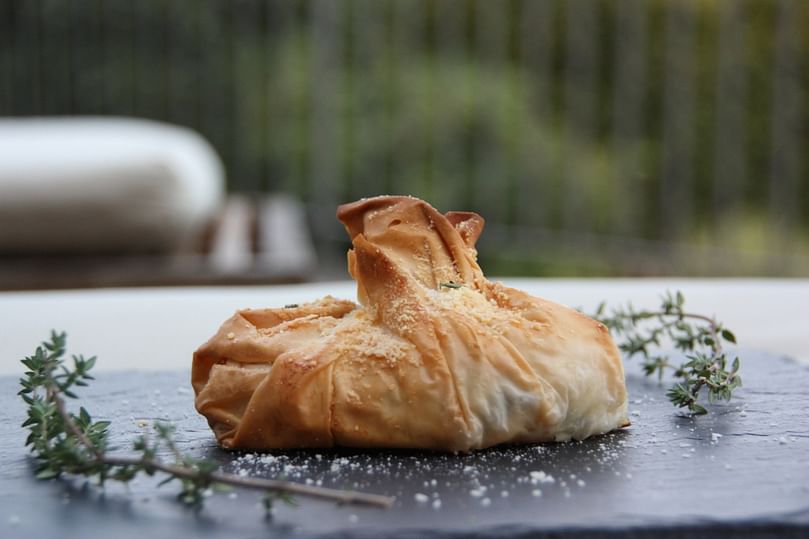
529,471 -> 555,484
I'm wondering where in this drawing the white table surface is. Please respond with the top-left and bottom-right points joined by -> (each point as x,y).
1,279 -> 807,376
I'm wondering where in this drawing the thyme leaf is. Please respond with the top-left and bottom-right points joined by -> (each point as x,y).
439,281 -> 463,289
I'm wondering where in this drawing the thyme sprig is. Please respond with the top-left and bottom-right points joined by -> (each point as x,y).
18,332 -> 395,512
592,291 -> 742,415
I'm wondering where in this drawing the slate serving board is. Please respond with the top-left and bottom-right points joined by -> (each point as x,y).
1,349 -> 808,539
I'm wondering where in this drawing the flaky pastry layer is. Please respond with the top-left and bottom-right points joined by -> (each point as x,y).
192,196 -> 628,451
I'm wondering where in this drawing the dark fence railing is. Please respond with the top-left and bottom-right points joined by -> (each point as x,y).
1,0 -> 807,275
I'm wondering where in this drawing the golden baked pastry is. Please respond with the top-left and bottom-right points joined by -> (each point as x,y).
192,196 -> 629,451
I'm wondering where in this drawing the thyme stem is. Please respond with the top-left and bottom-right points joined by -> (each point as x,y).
100,455 -> 394,507
47,385 -> 104,460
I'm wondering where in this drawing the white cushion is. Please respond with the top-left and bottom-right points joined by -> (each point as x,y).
0,117 -> 225,253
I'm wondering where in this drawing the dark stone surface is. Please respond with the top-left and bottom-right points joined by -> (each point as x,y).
1,349 -> 808,539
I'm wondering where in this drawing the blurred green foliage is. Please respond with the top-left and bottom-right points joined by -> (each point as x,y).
1,0 -> 807,274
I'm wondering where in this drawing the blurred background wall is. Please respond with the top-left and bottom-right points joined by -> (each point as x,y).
1,0 -> 807,277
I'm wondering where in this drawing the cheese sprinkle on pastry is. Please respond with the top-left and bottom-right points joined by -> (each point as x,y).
192,196 -> 629,451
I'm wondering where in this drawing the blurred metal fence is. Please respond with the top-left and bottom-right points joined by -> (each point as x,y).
1,0 -> 807,275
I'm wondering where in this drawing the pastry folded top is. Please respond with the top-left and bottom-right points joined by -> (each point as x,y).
192,196 -> 629,452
